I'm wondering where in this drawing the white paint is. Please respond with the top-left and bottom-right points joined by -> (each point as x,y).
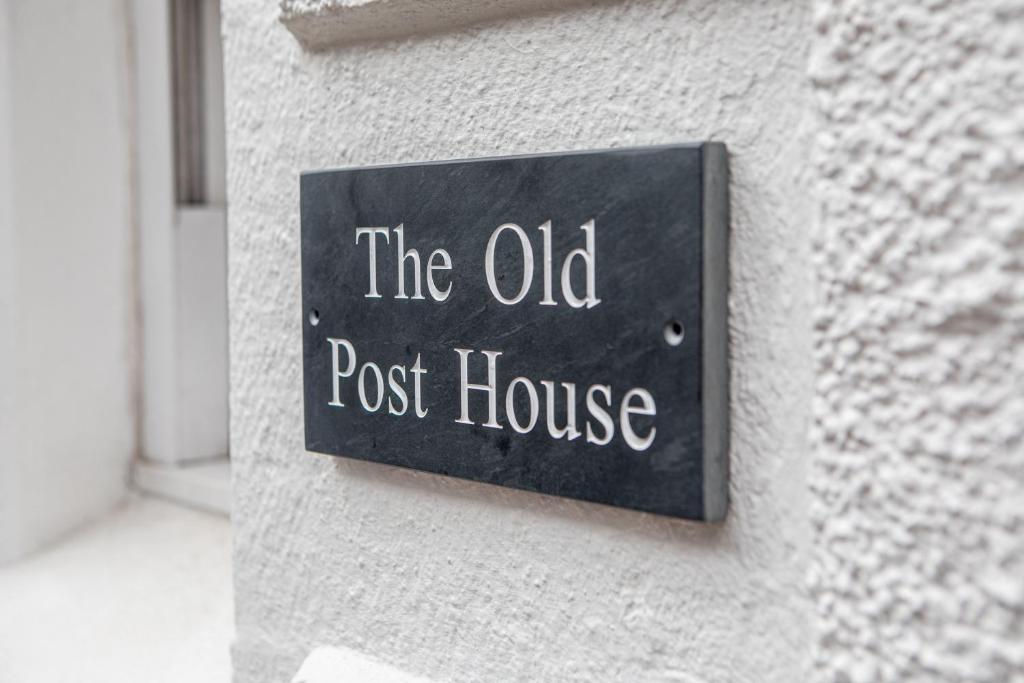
808,0 -> 1024,680
410,353 -> 429,418
540,380 -> 580,441
132,0 -> 178,465
357,362 -> 385,412
392,224 -> 426,300
133,0 -> 229,467
223,2 -> 814,682
454,348 -> 502,428
328,338 -> 430,416
0,0 -> 136,563
424,249 -> 452,302
537,220 -> 556,306
293,646 -> 434,683
559,218 -> 600,309
0,1 -> 17,560
355,226 -> 390,298
328,337 -> 356,407
505,376 -> 539,434
0,496 -> 233,682
620,387 -> 656,452
452,348 -> 657,446
585,384 -> 613,446
387,365 -> 408,416
175,206 -> 230,461
369,225 -> 454,303
484,222 -> 533,305
484,219 -> 599,307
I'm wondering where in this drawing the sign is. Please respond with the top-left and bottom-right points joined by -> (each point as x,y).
300,144 -> 729,521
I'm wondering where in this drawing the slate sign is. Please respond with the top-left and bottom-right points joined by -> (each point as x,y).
301,144 -> 729,521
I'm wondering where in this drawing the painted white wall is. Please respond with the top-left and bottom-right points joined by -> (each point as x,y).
225,0 -> 1024,680
222,1 -> 814,681
808,1 -> 1024,680
0,1 -> 15,557
0,0 -> 136,562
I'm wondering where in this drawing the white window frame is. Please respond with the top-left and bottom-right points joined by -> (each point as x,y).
131,0 -> 230,514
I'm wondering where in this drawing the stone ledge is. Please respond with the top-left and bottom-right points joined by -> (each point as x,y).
279,0 -> 593,50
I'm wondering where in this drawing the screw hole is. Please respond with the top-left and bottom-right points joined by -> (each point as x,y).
309,309 -> 320,326
664,320 -> 684,346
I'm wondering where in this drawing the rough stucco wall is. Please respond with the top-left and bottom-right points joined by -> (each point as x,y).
222,1 -> 814,681
809,0 -> 1024,681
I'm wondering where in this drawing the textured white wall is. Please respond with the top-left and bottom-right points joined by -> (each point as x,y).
222,1 -> 813,681
0,0 -> 135,562
808,0 -> 1024,681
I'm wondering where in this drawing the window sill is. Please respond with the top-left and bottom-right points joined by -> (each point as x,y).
133,457 -> 231,517
0,495 -> 232,682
